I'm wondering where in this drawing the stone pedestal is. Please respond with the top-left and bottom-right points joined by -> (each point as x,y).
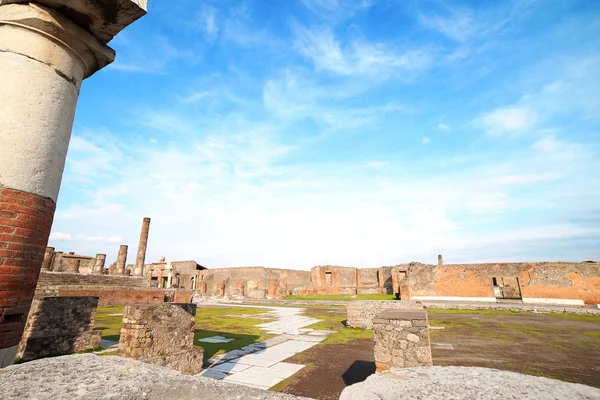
118,304 -> 203,374
373,310 -> 433,372
133,217 -> 151,276
17,296 -> 102,362
0,0 -> 147,368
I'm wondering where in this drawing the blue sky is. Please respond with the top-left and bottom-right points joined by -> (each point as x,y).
49,0 -> 600,269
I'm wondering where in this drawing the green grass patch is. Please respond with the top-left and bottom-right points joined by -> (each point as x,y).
95,306 -> 125,342
545,313 -> 600,324
426,308 -> 521,316
286,294 -> 395,301
194,307 -> 275,360
301,310 -> 373,344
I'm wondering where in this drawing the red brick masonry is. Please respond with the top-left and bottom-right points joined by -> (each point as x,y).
0,187 -> 55,351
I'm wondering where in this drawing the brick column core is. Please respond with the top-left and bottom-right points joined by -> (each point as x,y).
0,187 -> 55,365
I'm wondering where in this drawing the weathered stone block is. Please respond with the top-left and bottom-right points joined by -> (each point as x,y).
373,310 -> 432,372
347,300 -> 423,329
118,303 -> 202,374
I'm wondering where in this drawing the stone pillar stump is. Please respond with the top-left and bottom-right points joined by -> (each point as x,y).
373,310 -> 433,372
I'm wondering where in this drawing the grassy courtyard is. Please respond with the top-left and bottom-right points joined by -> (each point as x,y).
94,304 -> 600,398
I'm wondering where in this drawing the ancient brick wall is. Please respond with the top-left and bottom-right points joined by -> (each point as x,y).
198,267 -> 311,299
58,289 -> 166,306
373,310 -> 432,372
347,300 -> 424,329
407,262 -> 600,305
119,303 -> 202,373
17,296 -> 101,361
0,187 -> 55,363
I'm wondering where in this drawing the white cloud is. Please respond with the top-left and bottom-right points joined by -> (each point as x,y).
293,25 -> 431,77
49,232 -> 72,241
479,106 -> 538,137
200,6 -> 218,38
435,123 -> 450,132
177,91 -> 210,104
422,136 -> 431,144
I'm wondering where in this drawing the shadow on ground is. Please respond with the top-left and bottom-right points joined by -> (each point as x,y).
342,360 -> 376,386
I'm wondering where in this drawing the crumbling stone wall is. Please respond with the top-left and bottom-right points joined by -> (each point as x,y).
118,303 -> 203,373
373,310 -> 432,372
407,262 -> 600,305
17,296 -> 101,361
197,267 -> 311,299
347,300 -> 424,329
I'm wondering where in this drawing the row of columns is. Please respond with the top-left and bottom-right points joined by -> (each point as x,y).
0,0 -> 147,368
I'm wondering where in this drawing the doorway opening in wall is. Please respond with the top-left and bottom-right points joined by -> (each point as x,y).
325,271 -> 332,287
492,276 -> 523,300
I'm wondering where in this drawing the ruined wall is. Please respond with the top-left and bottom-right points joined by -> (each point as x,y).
119,303 -> 202,374
17,297 -> 101,361
198,267 -> 311,299
58,289 -> 167,306
407,262 -> 600,305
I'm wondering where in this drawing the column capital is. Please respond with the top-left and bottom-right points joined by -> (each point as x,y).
0,0 -> 147,42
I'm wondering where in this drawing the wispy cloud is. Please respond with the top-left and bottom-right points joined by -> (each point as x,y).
293,24 -> 432,78
479,106 -> 538,137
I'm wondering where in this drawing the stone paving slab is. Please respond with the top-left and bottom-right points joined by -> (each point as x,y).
223,371 -> 284,389
199,369 -> 228,380
198,335 -> 236,343
198,303 -> 334,391
243,363 -> 306,379
211,362 -> 252,373
431,343 -> 454,350
235,356 -> 280,367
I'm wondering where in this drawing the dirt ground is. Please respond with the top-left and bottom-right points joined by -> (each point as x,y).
276,309 -> 600,400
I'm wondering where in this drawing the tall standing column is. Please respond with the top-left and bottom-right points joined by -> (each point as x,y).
116,245 -> 128,275
133,217 -> 151,276
0,0 -> 147,368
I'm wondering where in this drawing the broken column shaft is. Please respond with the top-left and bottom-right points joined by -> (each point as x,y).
0,0 -> 147,368
116,245 -> 128,275
133,217 -> 151,276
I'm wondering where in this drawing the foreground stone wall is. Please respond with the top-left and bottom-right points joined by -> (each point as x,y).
373,310 -> 432,372
118,303 -> 203,373
17,297 -> 101,361
347,301 -> 424,329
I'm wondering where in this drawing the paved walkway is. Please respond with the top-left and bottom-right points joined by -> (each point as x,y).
198,304 -> 335,390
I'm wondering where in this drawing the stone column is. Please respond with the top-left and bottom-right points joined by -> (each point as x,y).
438,254 -> 444,265
0,0 -> 146,368
133,217 -> 151,276
65,258 -> 80,273
40,247 -> 55,271
92,254 -> 106,274
116,245 -> 128,275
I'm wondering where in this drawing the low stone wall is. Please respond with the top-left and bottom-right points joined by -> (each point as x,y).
347,300 -> 423,329
118,303 -> 203,374
58,289 -> 167,306
17,297 -> 101,361
372,310 -> 432,372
